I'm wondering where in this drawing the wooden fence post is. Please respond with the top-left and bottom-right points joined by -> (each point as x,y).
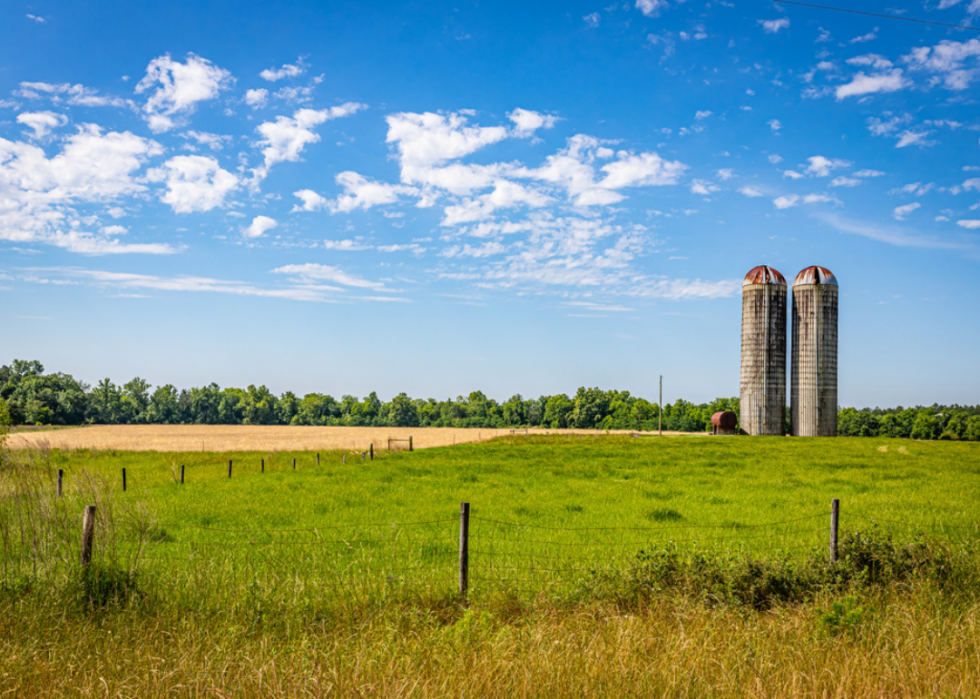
317,453 -> 320,466
343,455 -> 346,465
370,443 -> 374,460
292,458 -> 296,470
459,502 -> 470,596
58,469 -> 63,498
121,468 -> 127,492
228,460 -> 233,479
830,498 -> 840,565
80,505 -> 96,568
180,464 -> 185,484
261,458 -> 265,473
409,436 -> 414,452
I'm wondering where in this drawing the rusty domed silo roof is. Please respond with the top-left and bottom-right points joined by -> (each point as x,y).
742,266 -> 786,287
793,266 -> 838,286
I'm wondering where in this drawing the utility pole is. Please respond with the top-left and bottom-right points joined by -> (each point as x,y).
659,375 -> 663,436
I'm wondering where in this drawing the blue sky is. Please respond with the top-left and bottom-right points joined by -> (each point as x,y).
1,0 -> 979,407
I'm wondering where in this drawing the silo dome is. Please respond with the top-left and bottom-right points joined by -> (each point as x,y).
793,266 -> 838,287
743,265 -> 787,286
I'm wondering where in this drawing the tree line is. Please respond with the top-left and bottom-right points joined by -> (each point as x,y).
0,359 -> 735,432
2,359 -> 978,440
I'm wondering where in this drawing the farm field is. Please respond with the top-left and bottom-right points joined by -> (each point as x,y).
3,434 -> 980,697
5,424 -> 698,452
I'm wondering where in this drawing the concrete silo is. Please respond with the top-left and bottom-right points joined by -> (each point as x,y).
740,266 -> 787,435
791,266 -> 838,437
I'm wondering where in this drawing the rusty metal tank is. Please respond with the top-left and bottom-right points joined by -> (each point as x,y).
791,266 -> 838,437
740,266 -> 787,435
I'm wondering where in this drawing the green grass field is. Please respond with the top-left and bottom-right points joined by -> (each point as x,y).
9,434 -> 980,600
4,435 -> 980,697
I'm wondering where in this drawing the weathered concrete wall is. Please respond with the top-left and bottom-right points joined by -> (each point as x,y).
740,283 -> 787,435
791,283 -> 838,436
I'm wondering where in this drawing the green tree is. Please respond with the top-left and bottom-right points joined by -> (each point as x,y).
543,394 -> 573,428
910,412 -> 939,441
0,396 -> 11,459
148,385 -> 179,423
89,378 -> 124,424
389,392 -> 420,427
570,387 -> 610,429
122,377 -> 151,423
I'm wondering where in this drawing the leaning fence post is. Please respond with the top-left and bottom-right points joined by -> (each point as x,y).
409,436 -> 414,452
261,458 -> 265,473
292,458 -> 296,470
58,469 -> 63,498
370,443 -> 374,461
459,502 -> 470,596
830,498 -> 840,564
80,505 -> 96,568
121,468 -> 127,492
180,464 -> 185,484
228,460 -> 233,479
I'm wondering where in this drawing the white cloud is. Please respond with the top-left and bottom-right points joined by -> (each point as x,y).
830,176 -> 861,187
272,263 -> 387,290
759,18 -> 790,33
291,189 -> 329,212
892,202 -> 921,220
323,239 -> 373,251
636,0 -> 668,18
27,13 -> 45,22
695,110 -> 712,120
835,70 -> 908,99
783,170 -> 804,179
26,267 -> 336,301
805,155 -> 851,177
329,171 -> 419,213
802,193 -> 840,205
716,168 -> 734,180
584,12 -> 600,27
767,119 -> 782,132
853,169 -> 886,177
895,182 -> 934,196
768,154 -> 783,164
47,233 -> 179,255
690,179 -> 720,196
253,103 -> 366,180
136,53 -> 234,133
773,195 -> 799,209
739,186 -> 764,197
259,59 -> 306,82
385,111 -> 510,183
441,180 -> 551,226
849,30 -> 877,44
957,219 -> 980,229
895,130 -> 936,149
245,88 -> 268,108
867,114 -> 910,136
816,27 -> 831,42
847,54 -> 892,69
508,108 -> 559,136
17,81 -> 129,108
815,211 -> 965,249
147,155 -> 239,213
16,111 -> 67,139
181,130 -> 232,151
244,215 -> 277,238
903,39 -> 980,90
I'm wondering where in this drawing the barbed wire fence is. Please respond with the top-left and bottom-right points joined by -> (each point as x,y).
7,491 -> 977,608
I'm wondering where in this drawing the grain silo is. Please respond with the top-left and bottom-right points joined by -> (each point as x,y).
791,266 -> 838,437
740,266 -> 787,435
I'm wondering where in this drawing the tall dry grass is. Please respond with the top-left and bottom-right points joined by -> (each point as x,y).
6,424 -> 698,452
2,589 -> 979,697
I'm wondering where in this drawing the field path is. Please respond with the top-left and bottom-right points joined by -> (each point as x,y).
7,424 -> 700,452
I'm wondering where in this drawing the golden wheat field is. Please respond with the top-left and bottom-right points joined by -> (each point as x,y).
5,424 -> 699,452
